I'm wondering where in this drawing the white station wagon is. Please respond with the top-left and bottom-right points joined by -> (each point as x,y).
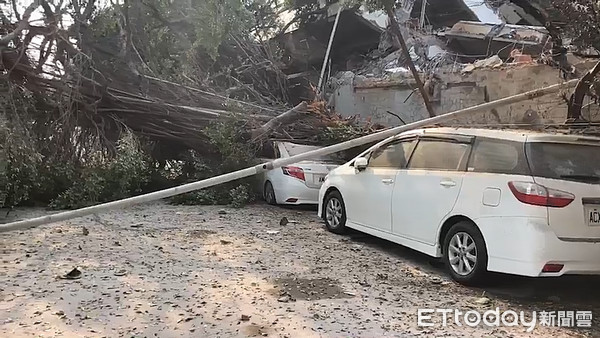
318,127 -> 600,285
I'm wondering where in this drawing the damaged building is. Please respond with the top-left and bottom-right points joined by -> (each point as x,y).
274,0 -> 598,128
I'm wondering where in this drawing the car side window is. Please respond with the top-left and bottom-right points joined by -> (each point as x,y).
368,140 -> 415,169
274,144 -> 281,158
468,138 -> 530,175
408,139 -> 470,171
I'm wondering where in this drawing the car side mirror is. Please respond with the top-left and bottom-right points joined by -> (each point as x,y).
355,157 -> 368,171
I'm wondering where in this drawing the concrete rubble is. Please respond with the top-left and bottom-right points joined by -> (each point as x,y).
274,0 -> 599,129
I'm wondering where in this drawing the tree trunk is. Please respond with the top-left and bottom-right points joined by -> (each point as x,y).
384,5 -> 436,118
251,102 -> 308,140
567,60 -> 600,121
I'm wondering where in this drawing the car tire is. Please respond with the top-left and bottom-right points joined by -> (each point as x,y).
323,190 -> 347,234
264,181 -> 277,205
443,221 -> 488,286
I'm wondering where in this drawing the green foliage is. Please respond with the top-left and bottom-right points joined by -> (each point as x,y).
288,0 -> 392,25
246,0 -> 285,38
49,133 -> 152,209
0,129 -> 42,208
0,122 -> 260,210
229,184 -> 254,208
97,0 -> 284,82
204,120 -> 258,173
170,183 -> 254,208
32,159 -> 78,206
168,120 -> 259,207
191,0 -> 253,57
552,0 -> 600,51
315,122 -> 378,160
318,123 -> 366,144
0,107 -> 263,210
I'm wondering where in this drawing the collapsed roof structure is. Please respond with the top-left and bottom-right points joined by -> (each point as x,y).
273,0 -> 598,129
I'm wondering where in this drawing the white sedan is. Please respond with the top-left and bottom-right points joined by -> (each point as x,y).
318,127 -> 600,285
260,141 -> 341,205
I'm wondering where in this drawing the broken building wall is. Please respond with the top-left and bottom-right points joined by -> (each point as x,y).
331,60 -> 597,128
444,60 -> 597,126
331,72 -> 431,126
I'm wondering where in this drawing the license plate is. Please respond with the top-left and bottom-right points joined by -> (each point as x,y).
586,206 -> 600,226
318,176 -> 325,183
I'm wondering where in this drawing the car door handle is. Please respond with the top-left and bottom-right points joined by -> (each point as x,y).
440,180 -> 456,187
382,179 -> 394,185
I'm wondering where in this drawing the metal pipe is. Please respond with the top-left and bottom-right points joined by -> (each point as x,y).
0,79 -> 578,233
420,0 -> 427,29
317,5 -> 342,97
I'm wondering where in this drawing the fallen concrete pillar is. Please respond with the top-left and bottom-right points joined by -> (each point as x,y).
0,78 -> 579,233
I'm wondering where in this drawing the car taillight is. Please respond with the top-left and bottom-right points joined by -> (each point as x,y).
282,166 -> 305,181
542,263 -> 564,273
508,181 -> 574,208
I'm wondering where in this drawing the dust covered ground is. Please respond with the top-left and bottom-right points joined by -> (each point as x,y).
1,202 -> 600,337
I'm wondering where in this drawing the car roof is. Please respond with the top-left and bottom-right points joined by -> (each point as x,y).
397,127 -> 600,143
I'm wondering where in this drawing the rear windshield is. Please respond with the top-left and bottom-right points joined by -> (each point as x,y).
526,142 -> 600,183
281,142 -> 345,163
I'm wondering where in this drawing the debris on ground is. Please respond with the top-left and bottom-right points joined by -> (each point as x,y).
58,268 -> 82,280
1,203 -> 597,337
473,297 -> 491,306
113,269 -> 128,277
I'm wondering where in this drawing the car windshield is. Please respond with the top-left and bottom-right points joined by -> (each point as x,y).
526,142 -> 600,183
281,142 -> 344,163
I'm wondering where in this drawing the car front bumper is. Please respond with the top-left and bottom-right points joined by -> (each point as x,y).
477,216 -> 600,277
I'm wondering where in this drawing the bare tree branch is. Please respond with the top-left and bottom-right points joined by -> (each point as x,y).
0,7 -> 11,25
567,60 -> 600,121
11,0 -> 21,21
40,0 -> 54,19
0,0 -> 42,46
82,0 -> 96,20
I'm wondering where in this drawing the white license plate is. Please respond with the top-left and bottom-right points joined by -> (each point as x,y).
586,206 -> 600,226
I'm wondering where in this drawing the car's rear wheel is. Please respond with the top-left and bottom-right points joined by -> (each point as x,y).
264,181 -> 277,205
324,191 -> 347,234
443,221 -> 488,286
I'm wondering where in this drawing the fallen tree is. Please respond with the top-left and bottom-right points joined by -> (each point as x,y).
0,78 -> 581,233
0,0 -> 379,209
0,0 -> 367,155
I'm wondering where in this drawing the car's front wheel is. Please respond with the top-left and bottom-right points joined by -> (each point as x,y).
323,190 -> 347,234
443,221 -> 488,286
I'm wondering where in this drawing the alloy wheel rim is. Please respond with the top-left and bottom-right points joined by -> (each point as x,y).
326,198 -> 343,228
448,232 -> 477,276
265,185 -> 274,203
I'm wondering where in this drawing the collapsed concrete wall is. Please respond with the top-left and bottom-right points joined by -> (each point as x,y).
443,60 -> 596,126
331,59 -> 597,128
331,72 -> 430,126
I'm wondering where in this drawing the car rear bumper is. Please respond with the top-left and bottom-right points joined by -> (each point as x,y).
273,179 -> 320,205
476,216 -> 600,277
